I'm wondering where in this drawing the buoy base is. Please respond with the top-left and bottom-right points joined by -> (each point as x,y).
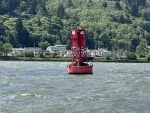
67,64 -> 93,74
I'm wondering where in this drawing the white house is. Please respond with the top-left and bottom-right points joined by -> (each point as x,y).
100,49 -> 112,57
25,47 -> 41,56
47,45 -> 66,53
65,50 -> 72,57
11,47 -> 41,56
12,48 -> 25,56
90,50 -> 101,57
90,49 -> 112,57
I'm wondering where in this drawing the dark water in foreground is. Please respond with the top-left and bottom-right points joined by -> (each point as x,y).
0,61 -> 150,113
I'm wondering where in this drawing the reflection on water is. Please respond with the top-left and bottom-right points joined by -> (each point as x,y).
0,61 -> 150,113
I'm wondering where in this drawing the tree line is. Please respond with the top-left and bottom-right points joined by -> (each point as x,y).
0,0 -> 150,58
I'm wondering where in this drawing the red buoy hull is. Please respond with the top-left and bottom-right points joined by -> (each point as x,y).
67,64 -> 93,74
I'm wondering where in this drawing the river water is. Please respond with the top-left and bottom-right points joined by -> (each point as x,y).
0,61 -> 150,113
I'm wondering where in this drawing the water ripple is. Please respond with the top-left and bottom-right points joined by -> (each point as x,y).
0,62 -> 150,113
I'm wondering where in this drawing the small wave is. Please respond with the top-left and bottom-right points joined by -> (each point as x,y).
20,93 -> 41,98
139,71 -> 150,77
0,100 -> 6,104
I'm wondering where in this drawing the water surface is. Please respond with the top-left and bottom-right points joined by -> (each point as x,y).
0,61 -> 150,113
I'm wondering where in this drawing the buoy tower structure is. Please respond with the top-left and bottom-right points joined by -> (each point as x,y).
67,27 -> 93,74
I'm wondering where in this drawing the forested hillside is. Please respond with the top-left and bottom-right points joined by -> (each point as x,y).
0,0 -> 150,56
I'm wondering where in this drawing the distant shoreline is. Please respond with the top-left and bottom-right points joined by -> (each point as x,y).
0,56 -> 150,63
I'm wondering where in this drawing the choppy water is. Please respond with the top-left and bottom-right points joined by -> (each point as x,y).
0,61 -> 150,113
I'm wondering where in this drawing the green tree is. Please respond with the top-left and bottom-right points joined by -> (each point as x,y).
131,37 -> 140,51
22,28 -> 32,46
2,43 -> 12,56
55,40 -> 62,45
99,32 -> 111,49
67,0 -> 73,7
136,41 -> 148,57
25,51 -> 34,57
118,39 -> 128,50
0,22 -> 6,36
115,1 -> 122,10
143,10 -> 150,21
37,2 -> 47,16
105,54 -> 111,60
66,40 -> 71,50
0,1 -> 7,15
127,52 -> 137,60
147,53 -> 150,61
0,41 -> 4,56
15,17 -> 23,45
130,4 -> 139,17
15,17 -> 31,47
38,41 -> 50,50
19,1 -> 27,12
57,4 -> 66,18
102,2 -> 108,8
118,15 -> 125,24
29,0 -> 37,15
86,30 -> 94,49
7,0 -> 19,13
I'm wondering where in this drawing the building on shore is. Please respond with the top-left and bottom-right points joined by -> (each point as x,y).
11,47 -> 40,57
12,48 -> 25,56
10,46 -> 112,58
89,49 -> 112,57
46,45 -> 66,53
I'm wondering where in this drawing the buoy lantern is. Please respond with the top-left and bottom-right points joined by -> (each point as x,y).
67,28 -> 93,74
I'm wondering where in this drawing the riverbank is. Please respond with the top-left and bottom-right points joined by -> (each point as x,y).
0,56 -> 150,63
0,56 -> 72,61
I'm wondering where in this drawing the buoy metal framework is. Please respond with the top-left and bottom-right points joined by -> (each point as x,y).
67,28 -> 93,74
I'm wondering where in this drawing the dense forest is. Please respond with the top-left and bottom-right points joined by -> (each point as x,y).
0,0 -> 150,57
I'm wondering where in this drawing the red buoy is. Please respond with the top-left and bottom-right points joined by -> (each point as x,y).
67,28 -> 93,74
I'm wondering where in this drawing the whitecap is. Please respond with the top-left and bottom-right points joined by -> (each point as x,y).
20,93 -> 41,98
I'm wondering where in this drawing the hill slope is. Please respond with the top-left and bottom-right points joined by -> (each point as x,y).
0,0 -> 150,54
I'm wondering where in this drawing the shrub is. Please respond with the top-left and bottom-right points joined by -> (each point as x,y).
40,52 -> 44,58
147,54 -> 150,61
105,55 -> 111,60
52,52 -> 59,58
147,56 -> 150,61
25,51 -> 34,57
127,52 -> 137,60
